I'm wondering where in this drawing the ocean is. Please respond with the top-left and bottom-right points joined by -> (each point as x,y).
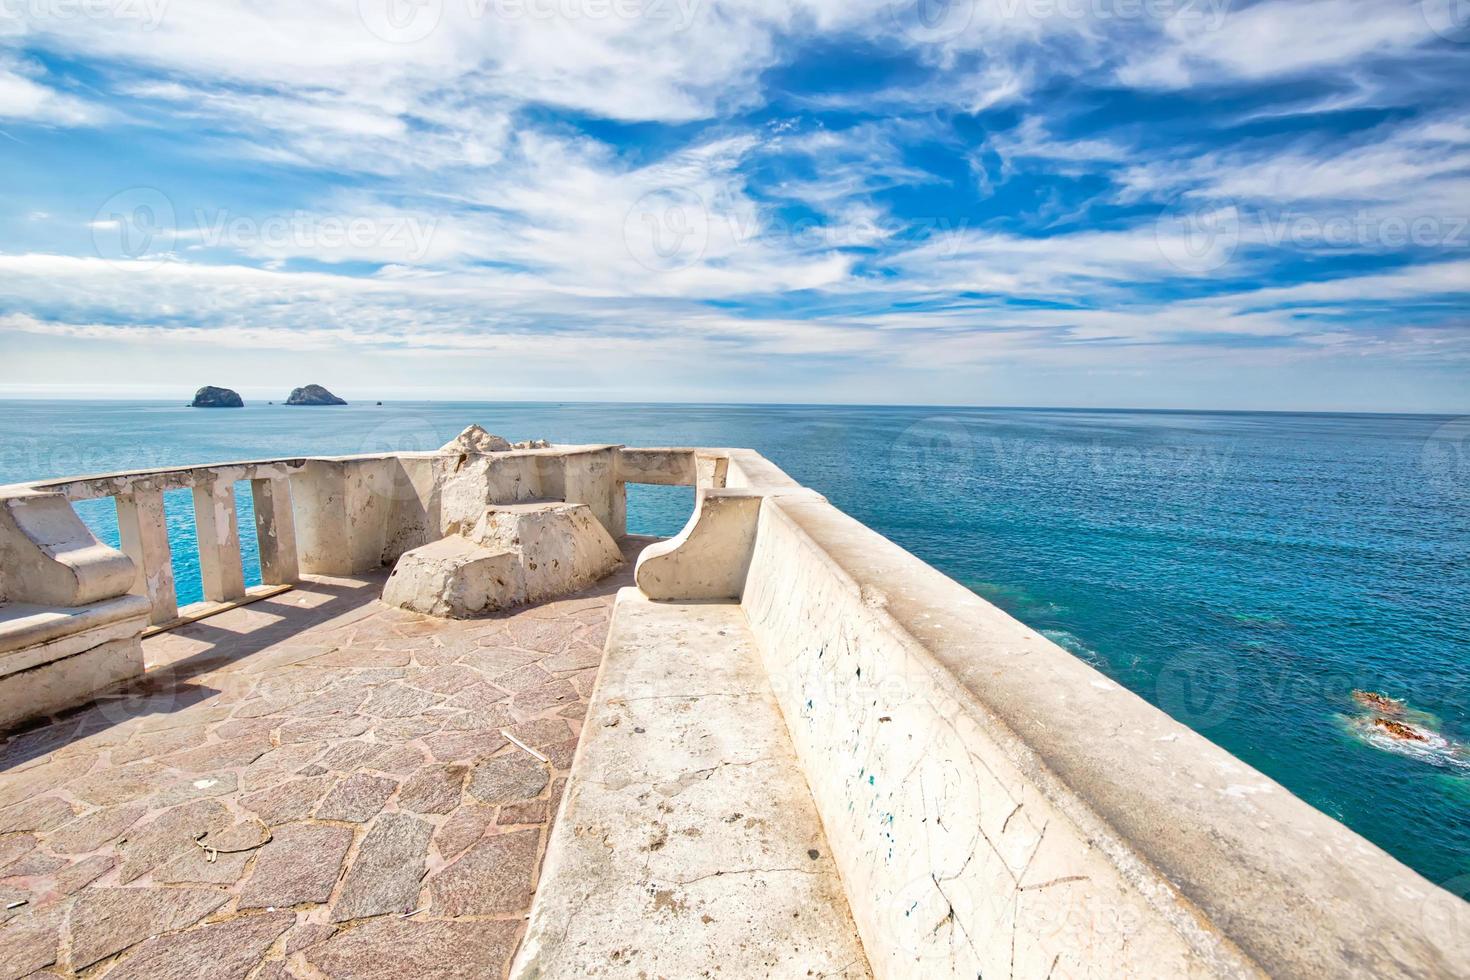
1,400 -> 1466,887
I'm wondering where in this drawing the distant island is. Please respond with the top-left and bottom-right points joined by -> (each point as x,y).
285,384 -> 347,406
191,385 -> 243,408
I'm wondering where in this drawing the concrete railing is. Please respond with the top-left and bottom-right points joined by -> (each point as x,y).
636,451 -> 1470,979
22,458 -> 311,626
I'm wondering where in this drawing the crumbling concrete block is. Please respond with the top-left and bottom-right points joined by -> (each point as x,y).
382,502 -> 622,618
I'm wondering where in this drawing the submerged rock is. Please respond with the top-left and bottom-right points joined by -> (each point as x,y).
1348,691 -> 1469,769
285,384 -> 347,406
440,424 -> 512,454
1372,717 -> 1429,742
191,386 -> 243,408
1352,690 -> 1404,715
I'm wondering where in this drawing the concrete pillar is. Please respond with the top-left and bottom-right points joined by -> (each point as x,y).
250,477 -> 299,586
695,453 -> 729,489
289,459 -> 395,575
563,448 -> 621,539
115,489 -> 178,624
610,480 -> 628,538
192,479 -> 245,602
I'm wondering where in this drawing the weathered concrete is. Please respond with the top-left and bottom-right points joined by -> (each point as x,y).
192,479 -> 246,602
250,476 -> 300,586
513,590 -> 870,979
0,494 -> 136,606
475,502 -> 623,604
0,624 -> 146,732
440,423 -> 512,454
0,493 -> 148,730
738,487 -> 1470,979
384,501 -> 623,618
381,535 -> 522,619
114,488 -> 177,624
634,490 -> 761,601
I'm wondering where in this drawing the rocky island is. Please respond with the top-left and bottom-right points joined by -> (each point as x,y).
190,385 -> 243,408
284,383 -> 347,406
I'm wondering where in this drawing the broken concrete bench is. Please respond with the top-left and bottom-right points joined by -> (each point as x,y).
383,501 -> 623,618
512,589 -> 871,978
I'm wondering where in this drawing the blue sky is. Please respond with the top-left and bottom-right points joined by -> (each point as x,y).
0,0 -> 1467,409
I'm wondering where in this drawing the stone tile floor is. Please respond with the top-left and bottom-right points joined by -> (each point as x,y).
0,537 -> 648,980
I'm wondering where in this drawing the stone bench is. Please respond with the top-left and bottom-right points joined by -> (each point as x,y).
0,492 -> 150,731
512,588 -> 871,978
0,594 -> 150,730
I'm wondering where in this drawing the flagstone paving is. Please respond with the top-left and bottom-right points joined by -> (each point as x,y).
0,537 -> 647,980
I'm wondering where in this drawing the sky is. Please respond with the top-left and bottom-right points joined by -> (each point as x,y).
0,0 -> 1467,410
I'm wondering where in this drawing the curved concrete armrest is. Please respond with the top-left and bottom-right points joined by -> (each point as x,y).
0,492 -> 138,606
635,484 -> 825,601
635,490 -> 764,602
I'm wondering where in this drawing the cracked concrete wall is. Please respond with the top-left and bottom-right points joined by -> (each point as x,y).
740,491 -> 1470,980
742,499 -> 1222,979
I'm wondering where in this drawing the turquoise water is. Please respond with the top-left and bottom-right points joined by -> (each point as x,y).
1,401 -> 1467,886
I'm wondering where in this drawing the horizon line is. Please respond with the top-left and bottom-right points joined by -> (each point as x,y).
0,395 -> 1462,419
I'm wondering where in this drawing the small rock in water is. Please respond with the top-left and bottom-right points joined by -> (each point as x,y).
1352,690 -> 1404,715
191,385 -> 243,408
1372,717 -> 1429,742
440,425 -> 512,454
1347,691 -> 1469,769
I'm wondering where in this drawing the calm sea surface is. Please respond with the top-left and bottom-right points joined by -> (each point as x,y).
1,401 -> 1467,885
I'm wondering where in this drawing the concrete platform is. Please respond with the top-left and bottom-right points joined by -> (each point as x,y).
0,538 -> 647,980
514,590 -> 870,979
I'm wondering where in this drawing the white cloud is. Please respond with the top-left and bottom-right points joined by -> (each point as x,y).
1,0 -> 1466,410
1118,0 -> 1439,88
0,55 -> 98,124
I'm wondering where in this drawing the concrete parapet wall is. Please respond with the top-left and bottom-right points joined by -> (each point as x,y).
287,446 -> 626,576
8,441 -> 1466,977
738,490 -> 1470,979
